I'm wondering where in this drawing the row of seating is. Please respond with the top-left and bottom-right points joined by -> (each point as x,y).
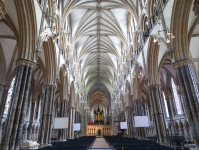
103,136 -> 189,150
41,136 -> 96,150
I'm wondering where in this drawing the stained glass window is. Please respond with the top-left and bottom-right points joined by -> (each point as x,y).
162,92 -> 169,117
171,77 -> 182,115
4,77 -> 16,114
189,65 -> 199,100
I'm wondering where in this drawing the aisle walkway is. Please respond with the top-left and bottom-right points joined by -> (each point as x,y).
92,138 -> 110,149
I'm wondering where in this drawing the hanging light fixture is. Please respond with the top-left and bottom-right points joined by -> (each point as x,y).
166,29 -> 171,36
171,34 -> 175,39
44,26 -> 48,33
154,2 -> 158,7
153,37 -> 157,43
53,29 -> 57,35
166,38 -> 170,43
57,34 -> 60,39
39,33 -> 43,37
53,37 -> 56,42
44,37 -> 48,42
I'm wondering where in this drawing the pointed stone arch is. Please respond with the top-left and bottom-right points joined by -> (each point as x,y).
147,37 -> 161,85
69,81 -> 75,107
42,38 -> 57,85
171,0 -> 193,62
125,80 -> 132,106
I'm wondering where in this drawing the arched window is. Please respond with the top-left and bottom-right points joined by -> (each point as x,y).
4,77 -> 16,114
162,92 -> 169,117
171,77 -> 182,115
189,65 -> 199,99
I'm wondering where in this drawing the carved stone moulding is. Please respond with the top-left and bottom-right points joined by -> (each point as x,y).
193,0 -> 199,16
0,0 -> 6,20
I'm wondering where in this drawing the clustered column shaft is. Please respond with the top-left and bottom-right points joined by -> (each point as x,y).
75,111 -> 80,123
38,85 -> 55,145
148,85 -> 168,144
0,85 -> 9,143
59,99 -> 68,141
112,116 -> 117,135
68,106 -> 75,139
134,99 -> 146,139
126,106 -> 134,137
120,111 -> 125,122
176,65 -> 199,148
1,64 -> 33,150
27,98 -> 36,140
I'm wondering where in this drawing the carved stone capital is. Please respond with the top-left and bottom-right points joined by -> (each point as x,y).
16,58 -> 36,68
133,98 -> 142,102
60,98 -> 69,102
0,84 -> 10,90
125,105 -> 133,108
147,84 -> 162,89
173,59 -> 192,69
43,84 -> 57,88
70,106 -> 76,109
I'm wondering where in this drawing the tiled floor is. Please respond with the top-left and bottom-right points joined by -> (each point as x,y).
92,137 -> 110,149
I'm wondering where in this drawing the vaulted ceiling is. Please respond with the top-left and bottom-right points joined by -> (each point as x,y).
66,0 -> 134,108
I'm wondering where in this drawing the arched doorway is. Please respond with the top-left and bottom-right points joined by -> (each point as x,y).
97,129 -> 101,137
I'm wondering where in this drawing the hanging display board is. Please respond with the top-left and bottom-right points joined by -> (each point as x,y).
54,117 -> 69,129
74,123 -> 81,131
120,122 -> 128,129
134,116 -> 149,127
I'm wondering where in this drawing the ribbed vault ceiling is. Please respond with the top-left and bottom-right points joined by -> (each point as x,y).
66,0 -> 133,108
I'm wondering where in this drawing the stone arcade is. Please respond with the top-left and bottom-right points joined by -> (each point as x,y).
0,0 -> 199,150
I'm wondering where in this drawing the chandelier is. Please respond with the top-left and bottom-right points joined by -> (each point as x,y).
153,28 -> 175,45
39,26 -> 60,42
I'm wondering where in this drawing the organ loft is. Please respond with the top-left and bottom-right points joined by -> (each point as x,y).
94,107 -> 104,125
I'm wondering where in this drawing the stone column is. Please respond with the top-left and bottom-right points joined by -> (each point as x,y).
165,97 -> 174,135
27,97 -> 36,141
1,61 -> 34,150
112,116 -> 117,135
75,111 -> 80,138
58,99 -> 68,141
34,96 -> 41,121
38,85 -> 56,145
120,111 -> 125,122
148,84 -> 168,145
26,90 -> 32,121
174,63 -> 199,149
68,106 -> 75,139
79,114 -> 82,137
134,99 -> 146,139
0,85 -> 9,143
77,111 -> 81,123
147,103 -> 153,122
126,106 -> 134,137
